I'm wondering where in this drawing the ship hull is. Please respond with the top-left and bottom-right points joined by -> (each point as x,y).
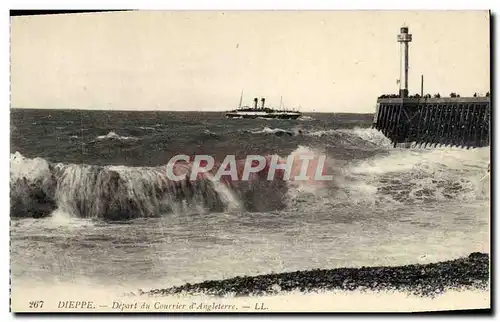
226,113 -> 301,120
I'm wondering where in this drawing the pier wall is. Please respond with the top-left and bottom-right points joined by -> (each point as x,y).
372,97 -> 490,148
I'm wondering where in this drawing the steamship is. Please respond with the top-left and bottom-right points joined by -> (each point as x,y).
225,93 -> 302,120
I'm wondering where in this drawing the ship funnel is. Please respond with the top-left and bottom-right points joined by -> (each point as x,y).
261,98 -> 266,109
253,98 -> 258,109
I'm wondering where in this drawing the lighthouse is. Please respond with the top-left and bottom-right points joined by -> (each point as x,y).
397,26 -> 412,98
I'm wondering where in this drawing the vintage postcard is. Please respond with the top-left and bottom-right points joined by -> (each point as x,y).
9,10 -> 490,313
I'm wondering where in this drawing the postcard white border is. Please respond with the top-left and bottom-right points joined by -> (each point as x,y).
2,0 -> 498,320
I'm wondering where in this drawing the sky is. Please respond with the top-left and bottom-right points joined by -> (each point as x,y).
10,10 -> 490,113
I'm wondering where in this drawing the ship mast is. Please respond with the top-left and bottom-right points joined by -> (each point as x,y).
280,95 -> 283,111
238,90 -> 243,109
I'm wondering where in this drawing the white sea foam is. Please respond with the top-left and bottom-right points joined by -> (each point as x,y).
96,131 -> 138,141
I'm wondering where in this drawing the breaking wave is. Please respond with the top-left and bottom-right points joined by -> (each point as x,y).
298,115 -> 314,121
348,146 -> 490,204
10,127 -> 489,220
250,127 -> 298,136
286,141 -> 489,211
138,126 -> 156,131
96,131 -> 138,141
10,148 -> 313,220
247,126 -> 391,151
337,127 -> 392,147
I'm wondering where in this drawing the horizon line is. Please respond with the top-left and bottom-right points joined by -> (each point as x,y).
9,107 -> 375,114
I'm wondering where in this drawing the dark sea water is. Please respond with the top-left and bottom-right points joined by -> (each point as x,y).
10,108 -> 490,295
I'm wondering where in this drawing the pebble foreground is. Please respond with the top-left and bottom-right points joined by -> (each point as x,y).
143,252 -> 489,298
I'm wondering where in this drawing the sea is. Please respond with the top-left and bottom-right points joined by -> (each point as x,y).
9,109 -> 490,311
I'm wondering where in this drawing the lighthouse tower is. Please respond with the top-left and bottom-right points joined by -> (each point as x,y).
397,26 -> 412,98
